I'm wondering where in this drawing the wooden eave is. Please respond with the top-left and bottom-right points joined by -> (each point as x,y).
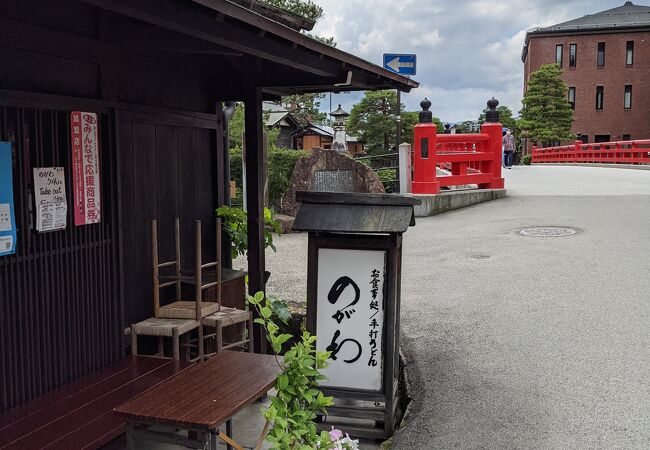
78,0 -> 418,95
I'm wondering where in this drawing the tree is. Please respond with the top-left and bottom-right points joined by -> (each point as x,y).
262,0 -> 323,21
347,90 -> 442,154
280,94 -> 327,126
260,1 -> 334,127
519,64 -> 574,146
478,105 -> 518,132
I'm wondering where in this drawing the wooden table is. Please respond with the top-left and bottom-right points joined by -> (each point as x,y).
114,351 -> 280,450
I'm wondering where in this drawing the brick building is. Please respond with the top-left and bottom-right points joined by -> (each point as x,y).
522,1 -> 650,144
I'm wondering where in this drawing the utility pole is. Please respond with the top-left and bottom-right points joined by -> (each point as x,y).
396,89 -> 401,150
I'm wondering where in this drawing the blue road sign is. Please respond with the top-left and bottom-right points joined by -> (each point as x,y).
383,54 -> 416,76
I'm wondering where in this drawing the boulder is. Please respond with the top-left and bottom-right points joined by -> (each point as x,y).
281,147 -> 385,217
274,213 -> 295,234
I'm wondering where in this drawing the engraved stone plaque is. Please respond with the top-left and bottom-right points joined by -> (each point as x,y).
312,170 -> 354,192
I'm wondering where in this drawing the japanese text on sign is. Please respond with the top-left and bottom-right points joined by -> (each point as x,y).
33,167 -> 67,232
316,248 -> 386,391
71,111 -> 101,225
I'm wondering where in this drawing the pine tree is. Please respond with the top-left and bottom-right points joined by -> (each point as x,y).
519,64 -> 574,146
347,90 -> 442,154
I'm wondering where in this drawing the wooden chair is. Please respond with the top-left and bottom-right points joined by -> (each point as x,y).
201,219 -> 255,357
131,218 -> 213,361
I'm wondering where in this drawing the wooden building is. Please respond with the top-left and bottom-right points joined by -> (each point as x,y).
296,123 -> 365,155
0,0 -> 417,415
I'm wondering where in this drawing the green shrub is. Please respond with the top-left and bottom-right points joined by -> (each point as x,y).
522,154 -> 532,165
376,168 -> 397,193
216,206 -> 281,259
229,147 -> 307,205
268,148 -> 308,204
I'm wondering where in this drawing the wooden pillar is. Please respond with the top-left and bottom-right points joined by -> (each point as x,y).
244,88 -> 267,353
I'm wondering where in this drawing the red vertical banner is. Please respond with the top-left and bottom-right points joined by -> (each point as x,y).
71,111 -> 101,225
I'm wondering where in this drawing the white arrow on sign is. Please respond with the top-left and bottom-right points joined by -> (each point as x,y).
387,57 -> 415,73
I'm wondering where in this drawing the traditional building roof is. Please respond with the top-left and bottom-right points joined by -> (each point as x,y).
263,102 -> 293,127
522,1 -> 650,61
301,123 -> 359,142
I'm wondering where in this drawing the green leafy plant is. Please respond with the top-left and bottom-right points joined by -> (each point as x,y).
228,147 -> 307,206
247,291 -> 336,449
216,206 -> 281,259
376,168 -> 397,193
523,154 -> 532,165
267,294 -> 292,325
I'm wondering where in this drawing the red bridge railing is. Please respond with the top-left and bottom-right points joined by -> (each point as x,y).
532,140 -> 650,165
412,98 -> 504,194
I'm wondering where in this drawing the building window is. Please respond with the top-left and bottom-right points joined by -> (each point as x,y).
568,87 -> 576,109
555,44 -> 563,66
569,44 -> 577,68
597,42 -> 605,66
626,41 -> 634,65
596,86 -> 604,110
622,134 -> 631,141
624,85 -> 632,109
595,135 -> 610,143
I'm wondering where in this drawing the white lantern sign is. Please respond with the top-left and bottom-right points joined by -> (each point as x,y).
316,248 -> 386,391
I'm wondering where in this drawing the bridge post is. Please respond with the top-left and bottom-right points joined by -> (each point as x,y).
412,98 -> 440,194
574,140 -> 582,163
479,98 -> 504,189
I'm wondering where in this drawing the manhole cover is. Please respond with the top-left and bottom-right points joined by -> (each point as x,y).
515,226 -> 582,237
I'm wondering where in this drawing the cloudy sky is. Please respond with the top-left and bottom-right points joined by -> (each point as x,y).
311,0 -> 630,123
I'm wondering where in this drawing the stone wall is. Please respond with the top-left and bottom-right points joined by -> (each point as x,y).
280,147 -> 385,216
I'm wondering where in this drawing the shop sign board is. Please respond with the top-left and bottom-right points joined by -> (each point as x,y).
71,111 -> 101,225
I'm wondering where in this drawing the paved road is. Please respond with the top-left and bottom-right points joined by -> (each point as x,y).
258,165 -> 650,449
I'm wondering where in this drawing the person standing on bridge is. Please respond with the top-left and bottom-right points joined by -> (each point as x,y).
502,129 -> 515,169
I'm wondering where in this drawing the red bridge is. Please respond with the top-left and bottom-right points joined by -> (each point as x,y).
532,140 -> 650,165
411,98 -> 504,194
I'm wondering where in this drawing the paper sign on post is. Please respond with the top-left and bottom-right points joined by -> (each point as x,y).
71,111 -> 101,225
0,142 -> 17,256
33,167 -> 67,232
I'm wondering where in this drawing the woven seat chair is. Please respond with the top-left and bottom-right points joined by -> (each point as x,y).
131,218 -> 217,361
200,219 -> 254,358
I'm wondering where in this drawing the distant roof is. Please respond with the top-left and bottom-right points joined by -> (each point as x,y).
263,102 -> 291,127
305,123 -> 359,142
522,2 -> 650,61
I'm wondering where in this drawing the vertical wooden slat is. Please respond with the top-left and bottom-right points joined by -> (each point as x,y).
0,103 -> 121,413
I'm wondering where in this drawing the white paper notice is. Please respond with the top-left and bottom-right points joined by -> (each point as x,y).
0,203 -> 11,231
0,235 -> 12,252
33,167 -> 67,232
316,248 -> 386,392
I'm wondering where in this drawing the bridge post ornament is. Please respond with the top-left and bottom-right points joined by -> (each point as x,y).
485,97 -> 500,123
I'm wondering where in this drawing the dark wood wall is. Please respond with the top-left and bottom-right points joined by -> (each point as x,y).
117,109 -> 221,326
0,0 -> 227,411
0,103 -> 121,412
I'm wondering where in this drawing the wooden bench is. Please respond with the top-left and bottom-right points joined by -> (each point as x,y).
114,351 -> 280,450
0,357 -> 190,450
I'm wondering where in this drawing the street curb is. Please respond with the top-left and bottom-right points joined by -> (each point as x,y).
408,189 -> 507,217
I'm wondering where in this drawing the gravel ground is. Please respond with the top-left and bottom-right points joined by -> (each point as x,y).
237,165 -> 650,449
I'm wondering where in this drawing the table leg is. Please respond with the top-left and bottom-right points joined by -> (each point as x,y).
226,419 -> 233,450
209,430 -> 218,450
125,423 -> 137,450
